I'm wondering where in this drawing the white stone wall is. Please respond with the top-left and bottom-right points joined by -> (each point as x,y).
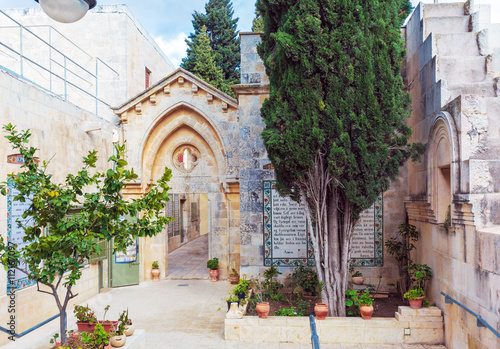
404,2 -> 500,348
0,69 -> 116,345
0,5 -> 175,123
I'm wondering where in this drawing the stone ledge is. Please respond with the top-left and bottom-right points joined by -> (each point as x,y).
225,314 -> 444,345
120,330 -> 146,349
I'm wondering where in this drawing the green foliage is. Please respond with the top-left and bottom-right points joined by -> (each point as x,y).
409,264 -> 432,290
182,0 -> 240,93
207,257 -> 219,270
229,267 -> 239,276
80,323 -> 110,349
385,223 -> 419,297
231,280 -> 250,296
152,261 -> 159,269
357,290 -> 373,306
54,331 -> 91,349
263,265 -> 281,281
191,25 -> 229,94
289,265 -> 319,295
403,288 -> 424,300
252,4 -> 264,32
0,124 -> 172,343
345,289 -> 359,316
274,306 -> 301,316
226,295 -> 239,303
74,305 -> 97,324
352,271 -> 363,277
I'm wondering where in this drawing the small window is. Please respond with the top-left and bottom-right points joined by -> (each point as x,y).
145,67 -> 152,89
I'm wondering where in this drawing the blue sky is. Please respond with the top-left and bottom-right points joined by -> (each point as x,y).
0,1 -> 498,67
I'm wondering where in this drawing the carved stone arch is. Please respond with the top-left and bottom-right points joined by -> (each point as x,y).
140,101 -> 228,167
427,111 -> 460,223
141,106 -> 227,183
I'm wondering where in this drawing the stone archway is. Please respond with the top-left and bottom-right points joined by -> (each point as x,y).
113,69 -> 240,282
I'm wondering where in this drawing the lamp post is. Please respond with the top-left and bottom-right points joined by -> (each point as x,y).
34,0 -> 96,23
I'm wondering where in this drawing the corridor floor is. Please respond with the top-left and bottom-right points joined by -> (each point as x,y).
168,234 -> 209,280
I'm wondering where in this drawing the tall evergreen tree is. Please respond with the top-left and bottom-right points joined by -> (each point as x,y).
257,0 -> 423,316
182,0 -> 240,88
191,26 -> 227,93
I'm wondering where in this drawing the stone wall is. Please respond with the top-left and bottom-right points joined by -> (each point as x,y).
0,69 -> 115,345
0,5 -> 175,123
403,2 -> 500,348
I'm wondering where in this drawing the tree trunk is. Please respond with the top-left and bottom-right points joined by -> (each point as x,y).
59,308 -> 67,344
301,160 -> 357,317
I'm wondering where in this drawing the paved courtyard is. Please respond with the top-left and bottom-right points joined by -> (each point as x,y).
168,234 -> 209,280
0,279 -> 447,349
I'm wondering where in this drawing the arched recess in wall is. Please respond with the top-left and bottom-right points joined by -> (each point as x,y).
427,112 -> 459,223
141,103 -> 227,183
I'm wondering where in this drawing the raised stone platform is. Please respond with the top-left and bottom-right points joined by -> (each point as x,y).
225,306 -> 444,345
118,330 -> 146,349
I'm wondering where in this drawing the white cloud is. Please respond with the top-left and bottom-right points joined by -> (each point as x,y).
154,33 -> 188,68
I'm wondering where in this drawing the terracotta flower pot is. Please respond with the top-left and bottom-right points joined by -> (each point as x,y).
209,269 -> 219,282
359,305 -> 374,320
76,322 -> 96,332
314,303 -> 328,320
352,276 -> 364,285
124,323 -> 135,336
229,274 -> 240,284
409,296 -> 424,309
151,268 -> 161,281
99,320 -> 117,333
256,302 -> 270,319
110,334 -> 126,347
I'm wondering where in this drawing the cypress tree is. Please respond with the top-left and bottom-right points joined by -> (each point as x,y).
191,26 -> 226,92
257,0 -> 423,316
182,0 -> 240,88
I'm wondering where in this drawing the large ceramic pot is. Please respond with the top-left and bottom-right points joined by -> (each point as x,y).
151,268 -> 161,282
409,296 -> 424,309
110,334 -> 126,347
359,305 -> 374,320
124,323 -> 135,336
314,303 -> 328,320
209,269 -> 219,282
229,274 -> 240,284
256,302 -> 270,319
352,276 -> 364,285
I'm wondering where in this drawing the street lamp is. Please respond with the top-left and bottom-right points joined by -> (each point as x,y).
34,0 -> 97,23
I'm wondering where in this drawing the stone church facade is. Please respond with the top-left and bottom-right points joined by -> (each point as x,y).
0,2 -> 498,349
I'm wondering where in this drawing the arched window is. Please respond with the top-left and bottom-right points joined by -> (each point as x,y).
430,120 -> 452,223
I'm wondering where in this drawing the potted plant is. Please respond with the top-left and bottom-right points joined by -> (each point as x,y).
110,313 -> 127,348
207,257 -> 219,282
229,267 -> 240,284
314,281 -> 328,320
351,270 -> 364,285
74,304 -> 97,332
357,290 -> 374,320
119,309 -> 134,336
151,260 -> 161,281
404,288 -> 425,309
80,323 -> 112,349
231,279 -> 251,300
99,305 -> 118,333
253,276 -> 269,318
225,295 -> 240,311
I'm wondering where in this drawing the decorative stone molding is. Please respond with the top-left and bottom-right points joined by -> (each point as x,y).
192,84 -> 198,93
178,77 -> 184,85
120,112 -> 128,124
149,94 -> 156,105
164,85 -> 170,95
222,102 -> 228,112
207,93 -> 213,102
135,103 -> 142,114
172,145 -> 201,173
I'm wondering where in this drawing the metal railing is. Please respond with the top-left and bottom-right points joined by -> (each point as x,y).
0,9 -> 119,117
441,292 -> 500,339
309,315 -> 321,349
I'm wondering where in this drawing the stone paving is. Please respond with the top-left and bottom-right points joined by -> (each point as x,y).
168,234 -> 210,280
0,279 -> 447,349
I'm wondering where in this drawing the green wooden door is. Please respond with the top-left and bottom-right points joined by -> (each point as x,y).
111,238 -> 140,287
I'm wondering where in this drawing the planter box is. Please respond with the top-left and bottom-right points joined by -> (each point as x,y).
225,306 -> 444,345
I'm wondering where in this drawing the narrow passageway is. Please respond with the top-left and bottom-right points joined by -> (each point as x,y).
168,234 -> 209,279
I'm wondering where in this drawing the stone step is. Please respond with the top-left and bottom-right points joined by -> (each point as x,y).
435,32 -> 480,57
437,56 -> 487,84
424,3 -> 465,18
447,82 -> 496,99
398,306 -> 442,317
425,16 -> 470,37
